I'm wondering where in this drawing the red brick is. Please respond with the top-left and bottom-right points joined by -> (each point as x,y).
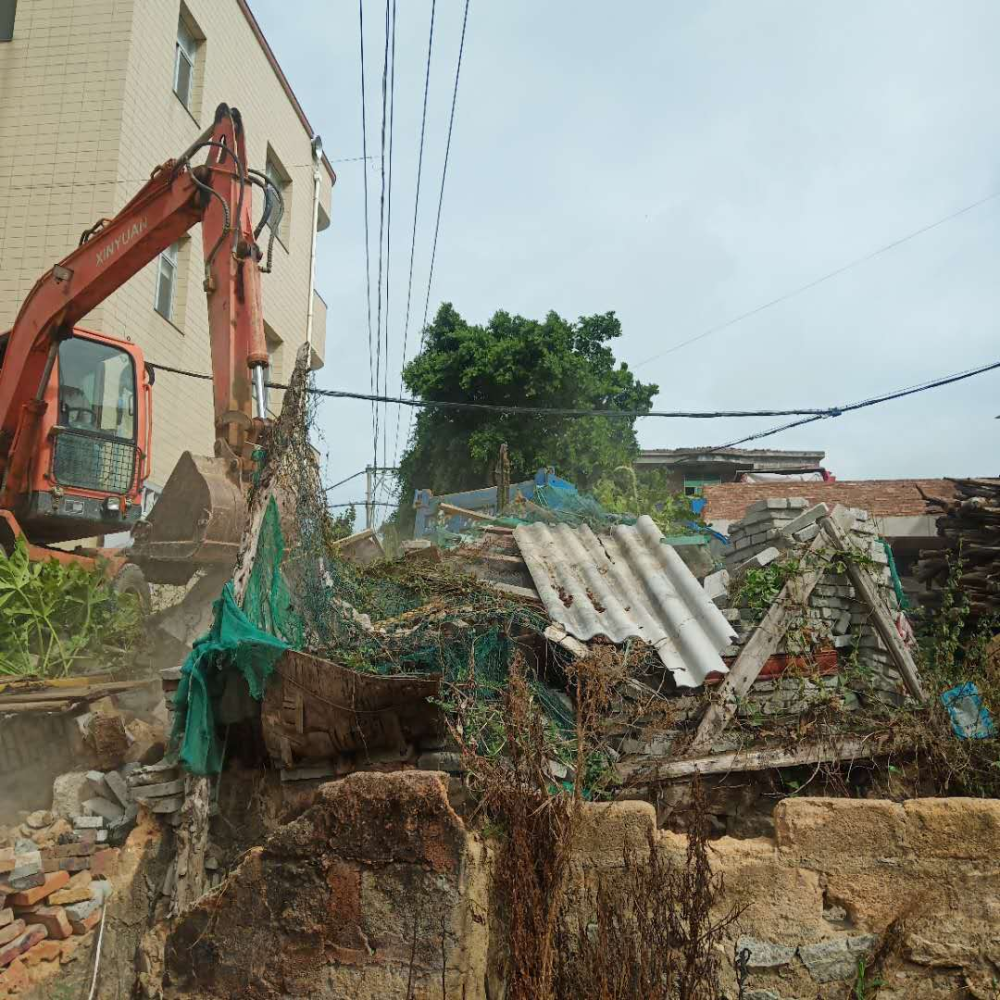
0,925 -> 47,967
69,910 -> 101,936
48,884 -> 92,905
6,872 -> 69,908
59,858 -> 91,873
22,939 -> 61,966
31,907 -> 72,941
0,850 -> 14,875
89,849 -> 119,877
43,842 -> 95,860
0,874 -> 43,894
43,855 -> 91,873
0,920 -> 25,948
0,957 -> 28,993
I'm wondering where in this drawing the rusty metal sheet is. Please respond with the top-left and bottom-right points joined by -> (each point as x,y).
261,649 -> 443,768
514,516 -> 736,687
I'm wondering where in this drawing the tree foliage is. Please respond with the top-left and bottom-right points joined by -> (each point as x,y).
396,304 -> 657,528
592,467 -> 694,536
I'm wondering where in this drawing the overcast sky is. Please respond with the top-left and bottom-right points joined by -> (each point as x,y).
249,0 -> 1000,513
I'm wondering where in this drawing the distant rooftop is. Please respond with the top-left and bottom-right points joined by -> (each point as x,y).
638,447 -> 825,464
702,479 -> 958,522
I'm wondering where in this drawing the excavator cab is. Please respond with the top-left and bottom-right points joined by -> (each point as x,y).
0,327 -> 149,546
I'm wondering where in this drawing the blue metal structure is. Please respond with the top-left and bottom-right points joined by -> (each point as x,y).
413,468 -> 573,538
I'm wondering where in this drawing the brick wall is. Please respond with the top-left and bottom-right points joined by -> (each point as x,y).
703,479 -> 958,522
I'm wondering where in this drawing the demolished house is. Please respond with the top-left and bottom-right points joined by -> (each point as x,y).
5,351 -> 983,998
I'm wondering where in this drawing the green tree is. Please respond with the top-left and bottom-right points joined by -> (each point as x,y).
395,304 -> 657,530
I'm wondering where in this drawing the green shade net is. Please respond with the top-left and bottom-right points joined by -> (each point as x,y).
170,581 -> 288,775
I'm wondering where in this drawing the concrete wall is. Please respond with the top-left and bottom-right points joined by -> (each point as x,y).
0,0 -> 333,484
163,772 -> 1000,1000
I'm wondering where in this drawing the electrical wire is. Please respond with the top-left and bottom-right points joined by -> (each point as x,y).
705,358 -> 1000,453
323,468 -> 367,493
377,0 -> 400,519
145,355 -> 1000,422
391,0 -> 437,481
419,0 -> 471,337
634,188 -> 1000,369
359,0 -> 378,486
373,0 -> 392,481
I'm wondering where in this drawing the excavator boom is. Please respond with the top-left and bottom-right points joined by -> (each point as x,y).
0,104 -> 278,580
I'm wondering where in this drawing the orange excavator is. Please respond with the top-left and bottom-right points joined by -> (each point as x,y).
0,103 -> 282,604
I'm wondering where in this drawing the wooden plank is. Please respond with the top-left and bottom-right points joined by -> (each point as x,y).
617,736 -> 877,783
820,515 -> 926,701
0,701 -> 75,713
438,502 -> 500,523
0,679 -> 157,705
487,581 -> 542,602
543,624 -> 590,659
687,518 -> 841,754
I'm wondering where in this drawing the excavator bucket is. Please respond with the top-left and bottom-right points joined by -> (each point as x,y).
130,452 -> 247,585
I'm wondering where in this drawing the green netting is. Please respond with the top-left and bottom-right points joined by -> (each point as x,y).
171,581 -> 288,775
242,498 -> 305,647
172,353 -> 586,777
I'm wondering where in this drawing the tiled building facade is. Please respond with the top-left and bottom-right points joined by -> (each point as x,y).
0,0 -> 333,486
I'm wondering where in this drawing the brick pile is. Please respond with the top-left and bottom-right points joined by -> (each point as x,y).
707,500 -> 906,713
0,842 -> 117,992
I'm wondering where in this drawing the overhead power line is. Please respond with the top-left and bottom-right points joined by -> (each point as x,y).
635,188 -> 1000,369
391,0 -> 437,476
358,0 -> 377,486
707,358 -> 1000,452
146,356 -> 1000,429
323,468 -> 367,493
420,0 -> 471,336
372,0 -> 393,479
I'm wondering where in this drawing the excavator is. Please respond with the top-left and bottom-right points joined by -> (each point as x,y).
0,103 -> 284,608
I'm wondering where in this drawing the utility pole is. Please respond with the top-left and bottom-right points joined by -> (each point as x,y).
365,466 -> 373,530
364,466 -> 400,530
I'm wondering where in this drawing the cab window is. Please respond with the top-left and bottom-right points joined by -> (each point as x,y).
58,338 -> 136,440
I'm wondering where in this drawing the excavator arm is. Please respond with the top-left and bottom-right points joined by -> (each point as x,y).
0,104 -> 276,567
0,103 -> 271,503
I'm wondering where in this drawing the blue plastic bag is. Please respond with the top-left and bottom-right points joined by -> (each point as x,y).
941,682 -> 996,740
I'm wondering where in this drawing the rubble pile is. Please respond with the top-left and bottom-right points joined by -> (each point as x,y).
917,476 -> 1000,616
0,814 -> 119,992
717,500 -> 906,702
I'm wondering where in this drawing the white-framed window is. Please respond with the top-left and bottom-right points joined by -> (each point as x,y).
264,151 -> 291,246
0,0 -> 17,42
154,242 -> 180,321
174,17 -> 197,109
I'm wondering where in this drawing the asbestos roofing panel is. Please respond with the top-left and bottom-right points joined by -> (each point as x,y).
514,516 -> 736,687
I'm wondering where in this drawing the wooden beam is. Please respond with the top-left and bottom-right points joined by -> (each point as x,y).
438,502 -> 500,523
820,514 -> 926,701
687,519 -> 840,754
543,624 -> 590,659
618,736 -> 878,783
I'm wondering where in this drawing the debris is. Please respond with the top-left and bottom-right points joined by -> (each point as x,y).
81,798 -> 124,825
941,682 -> 996,739
51,773 -> 91,820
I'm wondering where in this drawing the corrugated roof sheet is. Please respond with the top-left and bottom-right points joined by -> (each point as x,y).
514,516 -> 736,687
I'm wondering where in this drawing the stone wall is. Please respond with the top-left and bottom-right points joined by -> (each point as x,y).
162,772 -> 1000,999
0,712 -> 88,824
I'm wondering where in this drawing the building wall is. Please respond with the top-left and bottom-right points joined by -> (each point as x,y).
0,0 -> 131,336
0,0 -> 332,486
